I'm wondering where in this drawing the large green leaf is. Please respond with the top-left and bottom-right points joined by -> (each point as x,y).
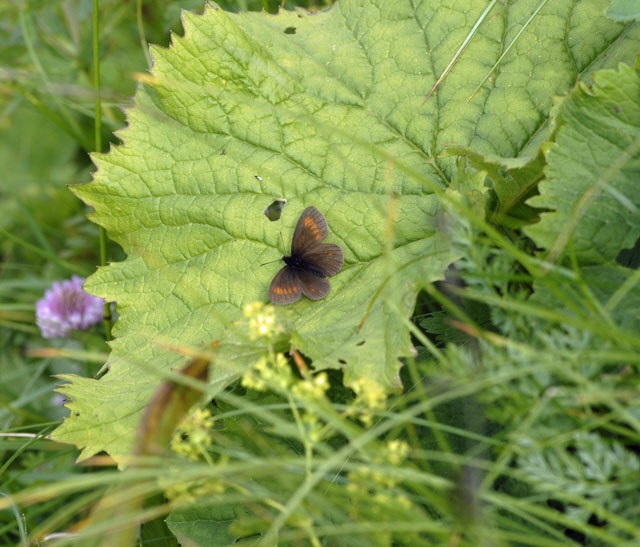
525,62 -> 640,265
52,0 -> 639,462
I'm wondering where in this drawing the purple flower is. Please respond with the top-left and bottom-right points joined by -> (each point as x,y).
36,275 -> 104,339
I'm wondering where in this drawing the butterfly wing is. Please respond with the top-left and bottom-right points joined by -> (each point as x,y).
299,243 -> 344,277
291,206 -> 329,255
291,207 -> 343,276
271,206 -> 342,304
269,266 -> 302,305
297,270 -> 331,300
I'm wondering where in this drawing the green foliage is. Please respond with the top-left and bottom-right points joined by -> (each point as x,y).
52,0 -> 640,466
521,432 -> 640,525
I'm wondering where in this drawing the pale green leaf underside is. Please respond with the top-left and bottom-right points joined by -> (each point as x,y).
607,0 -> 640,22
53,0 -> 638,461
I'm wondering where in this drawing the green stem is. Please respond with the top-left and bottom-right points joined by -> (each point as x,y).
136,0 -> 152,68
92,0 -> 112,341
18,8 -> 89,150
0,227 -> 84,275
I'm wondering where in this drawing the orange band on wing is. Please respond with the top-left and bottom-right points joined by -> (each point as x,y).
272,286 -> 299,296
303,217 -> 323,240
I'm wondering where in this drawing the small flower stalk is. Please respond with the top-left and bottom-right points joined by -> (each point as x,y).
36,275 -> 104,339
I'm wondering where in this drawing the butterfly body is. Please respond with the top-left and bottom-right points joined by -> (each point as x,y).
282,254 -> 328,278
269,206 -> 344,305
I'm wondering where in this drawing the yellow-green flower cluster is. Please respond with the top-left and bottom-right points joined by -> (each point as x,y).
348,377 -> 388,426
386,439 -> 410,466
241,352 -> 293,392
292,372 -> 330,442
170,408 -> 215,461
291,371 -> 329,400
164,475 -> 226,506
347,439 -> 413,517
242,353 -> 332,443
243,301 -> 278,340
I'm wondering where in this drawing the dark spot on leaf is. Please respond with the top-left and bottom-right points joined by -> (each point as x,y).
284,27 -> 296,34
220,148 -> 226,155
356,340 -> 365,346
617,236 -> 640,268
264,199 -> 287,221
338,359 -> 347,365
74,412 -> 80,417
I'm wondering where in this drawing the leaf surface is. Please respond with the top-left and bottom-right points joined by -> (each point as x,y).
52,0 -> 639,461
525,63 -> 640,264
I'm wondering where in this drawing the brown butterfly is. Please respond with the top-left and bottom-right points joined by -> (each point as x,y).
269,206 -> 344,305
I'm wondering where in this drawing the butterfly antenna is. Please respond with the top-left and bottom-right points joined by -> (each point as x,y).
260,225 -> 288,267
259,258 -> 281,267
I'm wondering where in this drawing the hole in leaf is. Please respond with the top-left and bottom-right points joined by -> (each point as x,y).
264,199 -> 287,221
617,236 -> 640,269
284,26 -> 296,34
338,358 -> 347,365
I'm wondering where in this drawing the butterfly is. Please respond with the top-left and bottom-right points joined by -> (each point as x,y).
269,206 -> 344,305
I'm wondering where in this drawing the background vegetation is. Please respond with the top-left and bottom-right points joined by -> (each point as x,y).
1,0 -> 639,546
